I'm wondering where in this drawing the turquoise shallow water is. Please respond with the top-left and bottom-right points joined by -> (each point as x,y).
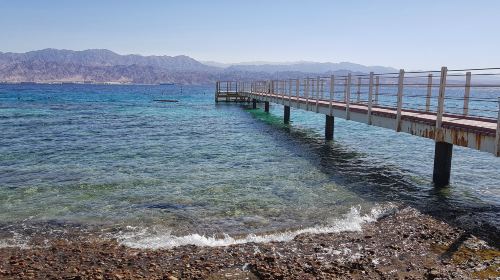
0,84 -> 499,246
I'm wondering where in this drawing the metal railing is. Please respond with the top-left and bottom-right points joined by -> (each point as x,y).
217,67 -> 500,156
217,67 -> 500,122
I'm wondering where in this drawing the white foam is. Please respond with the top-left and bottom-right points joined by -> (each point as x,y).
0,233 -> 31,249
117,204 -> 396,249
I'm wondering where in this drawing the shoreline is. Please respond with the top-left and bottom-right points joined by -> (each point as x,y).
1,207 -> 498,279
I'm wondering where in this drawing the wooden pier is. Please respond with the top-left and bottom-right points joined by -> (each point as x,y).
215,67 -> 500,187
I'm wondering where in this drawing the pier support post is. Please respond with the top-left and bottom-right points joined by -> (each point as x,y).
433,142 -> 453,187
284,106 -> 290,124
252,99 -> 257,109
265,101 -> 270,113
325,115 -> 334,140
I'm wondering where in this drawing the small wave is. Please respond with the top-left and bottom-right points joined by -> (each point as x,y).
0,233 -> 31,249
117,204 -> 396,249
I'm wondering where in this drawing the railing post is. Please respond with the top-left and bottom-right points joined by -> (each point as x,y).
329,75 -> 334,116
268,81 -> 272,102
367,72 -> 374,125
281,80 -> 285,105
276,80 -> 279,102
264,81 -> 267,100
272,80 -> 275,100
343,77 -> 348,102
310,78 -> 314,100
273,80 -> 277,103
375,76 -> 380,105
284,80 -> 287,103
436,67 -> 448,132
283,80 -> 287,104
496,97 -> 500,157
346,74 -> 351,120
463,71 -> 472,116
274,80 -> 277,102
316,77 -> 320,113
288,79 -> 292,105
356,77 -> 361,102
269,80 -> 273,102
311,78 -> 315,100
296,79 -> 300,107
425,74 -> 433,112
250,82 -> 252,99
264,81 -> 267,99
320,78 -> 324,99
395,69 -> 405,132
305,78 -> 310,110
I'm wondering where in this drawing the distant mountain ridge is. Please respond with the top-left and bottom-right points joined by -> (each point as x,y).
206,61 -> 397,74
0,49 -> 397,84
0,49 -> 215,71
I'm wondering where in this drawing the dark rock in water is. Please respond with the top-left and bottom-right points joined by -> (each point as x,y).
153,99 -> 179,103
143,203 -> 187,210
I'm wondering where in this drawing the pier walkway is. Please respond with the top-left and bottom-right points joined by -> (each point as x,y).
215,67 -> 500,187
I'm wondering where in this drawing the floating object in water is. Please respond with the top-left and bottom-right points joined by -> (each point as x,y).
159,83 -> 174,85
153,99 -> 179,103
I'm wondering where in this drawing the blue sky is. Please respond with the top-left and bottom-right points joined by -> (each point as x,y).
1,0 -> 499,70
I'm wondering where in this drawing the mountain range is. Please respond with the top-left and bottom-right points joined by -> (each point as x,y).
0,49 -> 397,85
203,61 -> 396,74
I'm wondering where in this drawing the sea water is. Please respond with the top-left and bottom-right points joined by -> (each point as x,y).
0,84 -> 499,248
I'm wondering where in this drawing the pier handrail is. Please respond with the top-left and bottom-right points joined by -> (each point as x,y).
217,67 -> 500,121
216,67 -> 500,157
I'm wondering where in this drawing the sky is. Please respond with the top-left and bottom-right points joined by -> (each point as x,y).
0,0 -> 499,70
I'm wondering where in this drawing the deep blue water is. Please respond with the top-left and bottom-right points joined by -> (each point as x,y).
0,84 -> 499,247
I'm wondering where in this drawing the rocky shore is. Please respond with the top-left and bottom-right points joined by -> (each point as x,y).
1,207 -> 499,279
